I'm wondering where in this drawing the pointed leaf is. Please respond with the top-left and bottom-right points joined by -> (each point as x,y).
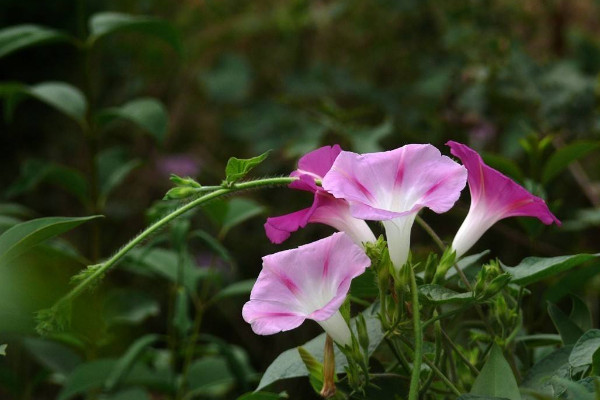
0,215 -> 102,267
88,12 -> 182,54
224,151 -> 270,184
96,98 -> 168,143
470,344 -> 521,400
569,329 -> 600,369
23,338 -> 82,376
213,279 -> 254,301
204,198 -> 265,236
98,159 -> 142,207
0,81 -> 87,125
0,25 -> 73,59
104,334 -> 160,391
548,303 -> 584,345
501,254 -> 599,286
6,159 -> 90,205
0,344 -> 6,356
419,284 -> 474,305
521,346 -> 572,393
542,140 -> 600,184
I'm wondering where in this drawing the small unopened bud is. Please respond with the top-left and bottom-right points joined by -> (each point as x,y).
169,174 -> 201,188
320,335 -> 336,399
356,314 -> 369,354
163,186 -> 198,200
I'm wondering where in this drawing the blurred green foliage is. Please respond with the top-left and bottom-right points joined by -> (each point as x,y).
1,0 -> 600,399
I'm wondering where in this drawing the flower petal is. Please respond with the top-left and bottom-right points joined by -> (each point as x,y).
447,141 -> 561,258
322,144 -> 467,220
243,232 -> 370,338
264,192 -> 375,245
290,145 -> 342,192
264,206 -> 315,244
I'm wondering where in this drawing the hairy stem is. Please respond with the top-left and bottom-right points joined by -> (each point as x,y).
408,265 -> 422,400
47,177 -> 296,315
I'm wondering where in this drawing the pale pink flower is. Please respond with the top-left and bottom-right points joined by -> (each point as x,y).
264,145 -> 376,246
322,144 -> 467,269
242,232 -> 370,346
447,141 -> 561,258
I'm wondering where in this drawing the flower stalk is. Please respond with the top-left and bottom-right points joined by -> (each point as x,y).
37,176 -> 297,334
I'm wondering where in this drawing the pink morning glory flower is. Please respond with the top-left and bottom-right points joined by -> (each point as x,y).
264,145 -> 376,246
447,141 -> 561,258
242,232 -> 370,346
322,144 -> 467,269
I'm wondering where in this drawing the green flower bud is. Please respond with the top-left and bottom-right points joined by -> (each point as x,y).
169,173 -> 201,188
163,186 -> 198,200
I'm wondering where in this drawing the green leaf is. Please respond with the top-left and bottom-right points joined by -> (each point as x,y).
548,303 -> 585,345
6,159 -> 90,205
0,25 -> 73,59
204,198 -> 266,237
104,334 -> 160,391
551,378 -> 595,400
445,250 -> 490,280
458,395 -> 511,400
200,53 -> 253,104
470,344 -> 521,400
173,287 -> 192,335
23,338 -> 82,377
542,140 -> 600,184
521,346 -> 571,394
350,268 -> 378,299
482,153 -> 524,183
592,348 -> 600,375
569,329 -> 600,369
237,391 -> 288,400
102,388 -> 150,400
57,358 -> 173,400
0,215 -> 101,267
0,344 -> 6,356
96,98 -> 169,143
297,347 -> 323,393
348,117 -> 394,153
88,12 -> 182,54
187,356 -> 235,396
0,203 -> 33,218
103,290 -> 159,326
501,254 -> 599,286
569,295 -> 592,332
213,279 -> 255,301
191,230 -> 234,264
98,159 -> 142,208
256,304 -> 384,391
419,284 -> 474,305
224,151 -> 270,185
126,247 -> 213,292
0,81 -> 87,125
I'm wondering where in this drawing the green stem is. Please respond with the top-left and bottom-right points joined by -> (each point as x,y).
48,177 -> 296,312
415,215 -> 496,336
441,329 -> 480,375
408,265 -> 422,400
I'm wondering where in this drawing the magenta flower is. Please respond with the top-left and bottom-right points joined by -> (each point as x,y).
264,145 -> 376,246
322,144 -> 467,269
242,232 -> 370,346
447,141 -> 561,258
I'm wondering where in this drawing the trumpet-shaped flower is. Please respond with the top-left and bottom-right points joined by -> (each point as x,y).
264,145 -> 376,246
322,144 -> 467,269
242,232 -> 370,346
447,141 -> 560,258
